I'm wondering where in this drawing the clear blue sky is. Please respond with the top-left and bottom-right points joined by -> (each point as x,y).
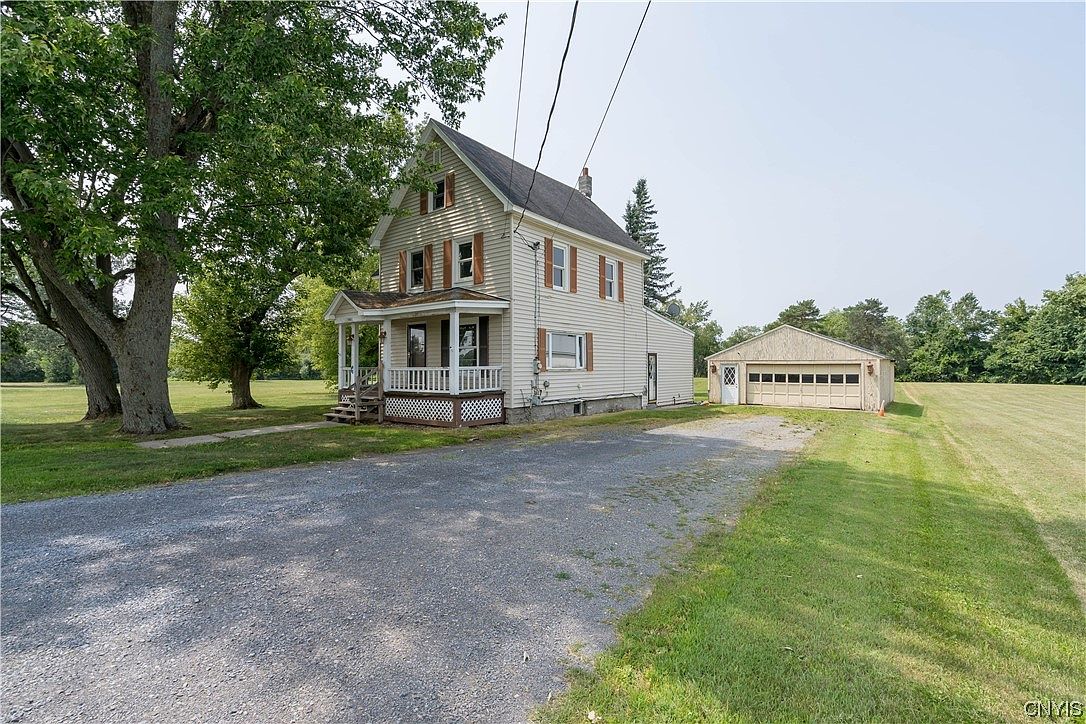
423,1 -> 1085,333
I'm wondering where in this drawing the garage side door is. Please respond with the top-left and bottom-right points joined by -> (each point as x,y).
745,364 -> 862,409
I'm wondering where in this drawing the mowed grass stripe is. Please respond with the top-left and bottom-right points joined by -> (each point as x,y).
903,383 -> 1086,608
539,398 -> 1086,722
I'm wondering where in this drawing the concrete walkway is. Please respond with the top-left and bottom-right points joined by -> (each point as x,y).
136,421 -> 337,449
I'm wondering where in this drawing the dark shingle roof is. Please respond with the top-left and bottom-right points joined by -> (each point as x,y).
343,288 -> 508,309
432,121 -> 643,254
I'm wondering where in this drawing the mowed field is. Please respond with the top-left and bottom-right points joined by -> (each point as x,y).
541,383 -> 1086,721
901,383 -> 1086,607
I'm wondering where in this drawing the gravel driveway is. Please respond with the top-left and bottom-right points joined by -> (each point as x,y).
2,415 -> 811,723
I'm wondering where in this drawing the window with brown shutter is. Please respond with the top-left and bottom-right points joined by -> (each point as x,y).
398,250 -> 407,293
419,191 -> 427,216
444,171 -> 455,207
543,238 -> 553,289
473,232 -> 484,284
569,246 -> 578,292
537,327 -> 547,371
598,254 -> 606,299
618,260 -> 625,301
585,332 -> 594,371
423,244 -> 433,291
442,239 -> 452,288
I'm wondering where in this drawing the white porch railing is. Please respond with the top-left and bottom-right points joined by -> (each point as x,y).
341,366 -> 379,388
387,366 -> 502,394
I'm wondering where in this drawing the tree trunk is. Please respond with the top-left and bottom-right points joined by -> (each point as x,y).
115,253 -> 181,433
39,277 -> 123,420
230,363 -> 261,409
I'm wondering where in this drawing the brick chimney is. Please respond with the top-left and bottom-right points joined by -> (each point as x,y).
577,167 -> 592,199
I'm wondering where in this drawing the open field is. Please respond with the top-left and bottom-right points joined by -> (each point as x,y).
1,380 -> 719,504
902,383 -> 1086,607
694,376 -> 708,401
540,385 -> 1086,721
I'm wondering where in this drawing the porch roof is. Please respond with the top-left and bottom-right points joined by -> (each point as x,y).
324,288 -> 510,322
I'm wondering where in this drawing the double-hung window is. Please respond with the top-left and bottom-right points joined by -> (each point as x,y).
458,323 -> 478,367
430,177 -> 446,212
409,249 -> 425,289
604,259 -> 616,299
457,240 -> 474,282
548,331 -> 584,370
552,243 -> 567,290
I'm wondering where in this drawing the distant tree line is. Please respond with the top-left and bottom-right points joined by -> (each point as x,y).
688,273 -> 1083,384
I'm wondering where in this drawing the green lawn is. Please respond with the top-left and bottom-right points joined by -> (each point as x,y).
539,385 -> 1086,722
694,376 -> 708,402
901,383 -> 1086,608
1,379 -> 726,504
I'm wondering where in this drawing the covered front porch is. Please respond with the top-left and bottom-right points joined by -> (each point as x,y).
324,289 -> 509,427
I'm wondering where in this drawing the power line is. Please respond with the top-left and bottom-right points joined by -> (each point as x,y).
508,1 -> 530,189
548,1 -> 651,238
512,0 -> 579,238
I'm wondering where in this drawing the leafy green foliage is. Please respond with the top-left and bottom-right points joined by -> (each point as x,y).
292,265 -> 380,388
0,321 -> 79,382
905,291 -> 995,381
623,178 -> 679,308
765,299 -> 822,332
719,325 -> 762,350
670,299 -> 723,376
170,272 -> 298,399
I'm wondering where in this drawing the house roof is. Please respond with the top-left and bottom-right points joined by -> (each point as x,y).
705,324 -> 895,360
342,288 -> 508,310
430,121 -> 643,254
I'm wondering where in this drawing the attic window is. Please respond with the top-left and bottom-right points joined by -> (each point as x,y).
431,147 -> 441,166
430,178 -> 446,211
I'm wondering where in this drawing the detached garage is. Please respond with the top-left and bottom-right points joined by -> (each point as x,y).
706,324 -> 894,412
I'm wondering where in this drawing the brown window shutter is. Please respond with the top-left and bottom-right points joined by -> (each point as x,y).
419,191 -> 428,216
444,171 -> 455,207
598,255 -> 606,299
398,250 -> 407,293
585,332 -> 594,371
618,260 -> 625,301
537,327 -> 547,371
473,232 -> 484,284
543,238 -> 553,288
442,239 -> 452,288
569,246 -> 578,293
423,244 -> 433,291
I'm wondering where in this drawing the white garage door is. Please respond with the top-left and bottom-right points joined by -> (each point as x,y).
745,364 -> 862,409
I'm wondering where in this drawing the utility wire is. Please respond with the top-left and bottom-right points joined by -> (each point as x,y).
508,1 -> 530,190
547,1 -> 651,238
512,0 -> 579,238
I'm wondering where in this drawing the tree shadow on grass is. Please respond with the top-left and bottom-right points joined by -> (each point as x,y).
887,400 -> 924,417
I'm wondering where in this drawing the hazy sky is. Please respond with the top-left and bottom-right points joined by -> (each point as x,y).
421,1 -> 1084,333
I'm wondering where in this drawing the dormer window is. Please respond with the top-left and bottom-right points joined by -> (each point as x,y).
430,178 -> 446,212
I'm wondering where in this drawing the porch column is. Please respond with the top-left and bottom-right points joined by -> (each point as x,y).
350,322 -> 359,382
449,309 -> 460,395
381,318 -> 392,391
337,323 -> 346,389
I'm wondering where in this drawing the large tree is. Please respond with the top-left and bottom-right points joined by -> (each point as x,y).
823,298 -> 909,362
766,299 -> 822,332
905,291 -> 995,381
671,299 -> 723,377
623,178 -> 679,308
1,1 -> 502,433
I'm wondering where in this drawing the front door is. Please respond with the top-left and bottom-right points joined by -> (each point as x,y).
720,364 -> 739,405
647,353 -> 658,404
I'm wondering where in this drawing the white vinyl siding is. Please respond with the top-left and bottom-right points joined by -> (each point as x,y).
646,310 -> 695,406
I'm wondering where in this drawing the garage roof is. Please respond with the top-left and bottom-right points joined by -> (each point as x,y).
706,324 -> 894,361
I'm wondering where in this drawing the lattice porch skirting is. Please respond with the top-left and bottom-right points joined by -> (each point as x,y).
382,392 -> 505,428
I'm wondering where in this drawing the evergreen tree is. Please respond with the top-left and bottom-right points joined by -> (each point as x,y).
623,179 -> 679,307
766,299 -> 822,332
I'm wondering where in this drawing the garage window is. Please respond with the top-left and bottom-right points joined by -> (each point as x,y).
830,373 -> 844,384
787,373 -> 800,383
761,373 -> 773,382
816,374 -> 828,383
748,372 -> 759,382
845,373 -> 859,384
774,373 -> 786,383
801,374 -> 814,383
